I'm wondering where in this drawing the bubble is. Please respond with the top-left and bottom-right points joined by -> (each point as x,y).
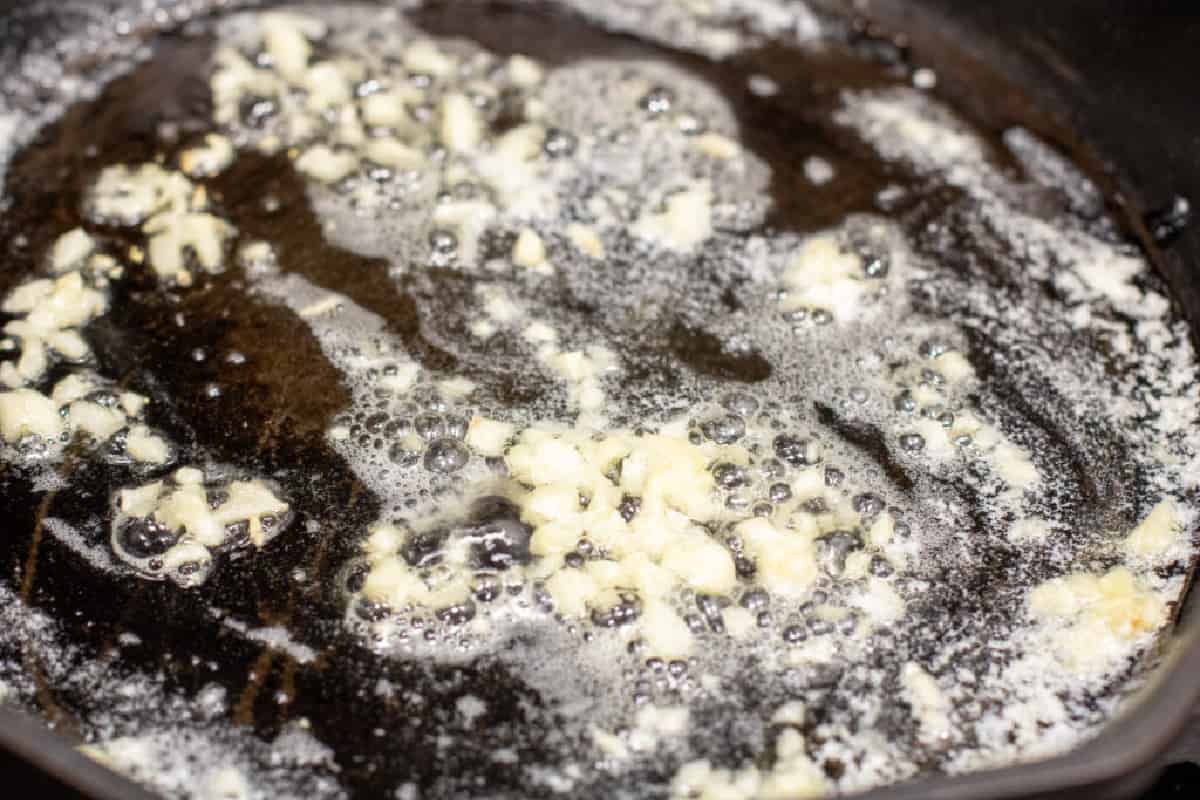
367,166 -> 393,182
768,482 -> 792,503
437,600 -> 476,625
591,598 -> 641,628
460,496 -> 532,570
898,433 -> 925,452
453,182 -> 489,203
800,496 -> 829,515
824,467 -> 845,487
117,517 -> 179,559
239,95 -> 277,128
543,128 -> 577,158
415,413 -> 446,440
364,412 -> 390,434
443,416 -> 468,440
852,493 -> 885,518
224,519 -> 250,542
618,495 -> 641,522
712,462 -> 748,489
638,85 -> 675,115
816,530 -> 863,576
474,577 -> 501,602
675,114 -> 706,136
783,625 -> 807,644
862,252 -> 890,278
422,394 -> 450,414
808,618 -> 836,636
87,389 -> 120,408
725,494 -> 751,511
388,442 -> 420,467
174,556 -> 212,588
761,458 -> 786,480
773,434 -> 815,467
695,593 -> 722,622
869,556 -> 894,577
701,414 -> 746,444
429,229 -> 458,266
893,390 -> 916,413
918,340 -> 946,359
740,589 -> 769,611
849,387 -> 869,404
1145,195 -> 1192,246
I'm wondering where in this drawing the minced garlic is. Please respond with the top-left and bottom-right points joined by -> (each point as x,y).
1028,567 -> 1167,673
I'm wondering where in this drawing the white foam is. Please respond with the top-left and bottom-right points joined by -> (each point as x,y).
0,3 -> 1196,799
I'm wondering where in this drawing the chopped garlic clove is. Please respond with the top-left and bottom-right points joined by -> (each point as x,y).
179,134 -> 236,178
439,93 -> 483,154
295,145 -> 359,184
0,388 -> 64,442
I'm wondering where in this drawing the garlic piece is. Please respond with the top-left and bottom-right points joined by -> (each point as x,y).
0,388 -> 63,442
295,145 -> 359,184
507,54 -> 544,88
512,228 -> 548,270
692,132 -> 740,159
633,182 -> 713,254
1124,499 -> 1182,558
126,424 -> 170,465
464,416 -> 515,457
565,223 -> 606,259
179,134 -> 235,177
439,93 -> 483,154
50,228 -> 96,273
69,401 -> 125,440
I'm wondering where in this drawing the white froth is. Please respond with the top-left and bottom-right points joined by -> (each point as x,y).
0,3 -> 1196,800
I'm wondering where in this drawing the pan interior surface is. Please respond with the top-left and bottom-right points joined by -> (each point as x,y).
0,2 -> 1196,799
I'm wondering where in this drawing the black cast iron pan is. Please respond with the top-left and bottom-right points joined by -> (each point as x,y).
0,1 -> 1197,798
